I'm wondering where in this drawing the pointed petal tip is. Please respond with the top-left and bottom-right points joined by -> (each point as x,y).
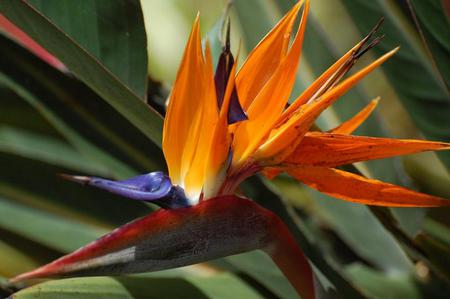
193,13 -> 201,32
58,173 -> 91,184
9,265 -> 50,283
288,166 -> 450,207
294,0 -> 306,10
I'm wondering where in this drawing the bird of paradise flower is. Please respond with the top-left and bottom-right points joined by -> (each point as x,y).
11,1 -> 449,299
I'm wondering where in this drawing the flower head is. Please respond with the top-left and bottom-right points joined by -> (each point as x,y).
160,0 -> 449,207
9,2 -> 450,298
63,0 -> 449,208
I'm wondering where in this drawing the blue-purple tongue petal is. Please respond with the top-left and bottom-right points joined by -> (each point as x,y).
61,172 -> 189,209
213,22 -> 247,124
227,87 -> 247,124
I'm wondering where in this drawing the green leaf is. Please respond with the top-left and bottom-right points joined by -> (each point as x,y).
0,33 -> 164,177
224,251 -> 298,299
408,0 -> 450,89
0,0 -> 163,145
0,71 -> 135,178
416,232 -> 450,280
10,275 -> 264,299
27,0 -> 148,99
0,127 -> 108,176
186,274 -> 265,299
346,264 -> 421,299
0,240 -> 40,278
423,218 -> 450,245
0,86 -> 59,137
0,152 -> 151,227
308,190 -> 412,273
0,197 -> 106,253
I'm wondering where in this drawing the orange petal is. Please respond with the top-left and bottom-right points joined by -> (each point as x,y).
203,49 -> 240,198
329,97 -> 379,134
163,16 -> 204,186
277,40 -> 364,126
256,47 -> 399,164
184,40 -> 219,200
284,132 -> 450,167
236,1 -> 304,110
232,0 -> 310,167
288,166 -> 450,207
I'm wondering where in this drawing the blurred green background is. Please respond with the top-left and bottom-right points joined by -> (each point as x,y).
0,0 -> 449,298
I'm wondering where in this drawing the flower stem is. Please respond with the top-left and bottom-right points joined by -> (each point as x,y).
265,215 -> 315,299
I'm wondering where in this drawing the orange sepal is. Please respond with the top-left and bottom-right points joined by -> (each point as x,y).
329,97 -> 380,134
162,16 -> 204,186
278,40 -> 365,125
283,132 -> 450,168
288,166 -> 450,207
256,47 -> 399,164
232,0 -> 310,167
236,0 -> 304,110
203,49 -> 240,198
184,41 -> 219,200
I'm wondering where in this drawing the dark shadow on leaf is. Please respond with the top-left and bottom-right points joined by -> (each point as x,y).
113,277 -> 210,299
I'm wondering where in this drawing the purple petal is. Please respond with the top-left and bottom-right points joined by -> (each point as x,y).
61,172 -> 189,209
227,87 -> 247,124
214,49 -> 232,109
213,22 -> 247,124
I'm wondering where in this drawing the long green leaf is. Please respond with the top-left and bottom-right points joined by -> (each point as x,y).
0,127 -> 108,176
27,0 -> 148,99
10,275 -> 264,299
307,189 -> 412,273
224,251 -> 297,299
0,152 -> 151,228
0,197 -> 106,253
346,264 -> 421,299
0,0 -> 163,145
0,33 -> 164,177
408,0 -> 450,89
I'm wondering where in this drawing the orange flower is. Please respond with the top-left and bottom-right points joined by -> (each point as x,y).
163,0 -> 449,207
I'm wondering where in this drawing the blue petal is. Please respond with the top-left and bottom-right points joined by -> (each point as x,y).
62,172 -> 190,209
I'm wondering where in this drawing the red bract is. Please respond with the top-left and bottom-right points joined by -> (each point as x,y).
11,196 -> 315,299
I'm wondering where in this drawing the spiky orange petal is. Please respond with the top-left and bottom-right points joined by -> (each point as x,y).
236,1 -> 304,110
163,16 -> 204,186
288,166 -> 450,207
278,40 -> 365,126
184,41 -> 219,200
232,0 -> 309,167
329,98 -> 380,134
256,47 -> 399,164
203,50 -> 240,198
283,132 -> 450,168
